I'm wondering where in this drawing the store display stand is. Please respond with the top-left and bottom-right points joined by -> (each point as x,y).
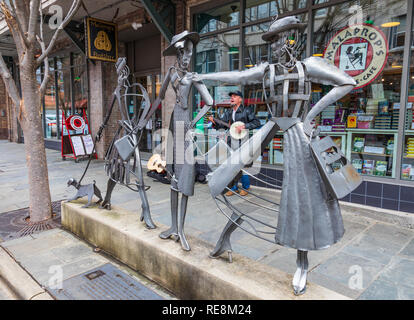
61,109 -> 97,163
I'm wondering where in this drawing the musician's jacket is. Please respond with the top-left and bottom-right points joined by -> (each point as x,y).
213,104 -> 261,149
213,104 -> 260,131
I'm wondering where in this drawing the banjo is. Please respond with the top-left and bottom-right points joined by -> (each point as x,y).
212,117 -> 248,140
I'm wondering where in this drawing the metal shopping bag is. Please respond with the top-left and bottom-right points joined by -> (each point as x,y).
311,136 -> 362,199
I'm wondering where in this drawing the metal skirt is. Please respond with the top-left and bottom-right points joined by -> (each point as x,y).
104,126 -> 137,185
275,122 -> 345,251
166,104 -> 195,196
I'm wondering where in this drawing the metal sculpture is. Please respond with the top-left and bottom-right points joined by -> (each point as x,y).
66,178 -> 103,208
198,15 -> 361,295
96,57 -> 156,229
136,31 -> 214,251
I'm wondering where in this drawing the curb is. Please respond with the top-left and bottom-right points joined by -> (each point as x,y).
62,200 -> 349,300
0,247 -> 54,300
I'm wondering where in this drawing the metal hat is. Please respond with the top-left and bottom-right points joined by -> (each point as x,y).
228,90 -> 243,98
262,16 -> 307,42
163,30 -> 200,56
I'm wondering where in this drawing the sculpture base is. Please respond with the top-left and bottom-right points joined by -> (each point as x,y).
61,200 -> 349,300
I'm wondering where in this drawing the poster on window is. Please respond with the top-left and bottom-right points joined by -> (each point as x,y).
214,86 -> 240,105
324,24 -> 389,89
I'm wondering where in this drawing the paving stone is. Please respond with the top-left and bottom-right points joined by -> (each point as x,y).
358,279 -> 399,300
342,234 -> 404,265
307,271 -> 360,299
400,239 -> 414,258
365,223 -> 414,246
377,257 -> 414,288
312,252 -> 384,290
50,244 -> 94,263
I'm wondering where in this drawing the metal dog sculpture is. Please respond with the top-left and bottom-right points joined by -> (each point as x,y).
67,178 -> 103,208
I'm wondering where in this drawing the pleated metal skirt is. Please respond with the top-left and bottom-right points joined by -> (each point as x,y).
104,126 -> 138,185
275,122 -> 345,251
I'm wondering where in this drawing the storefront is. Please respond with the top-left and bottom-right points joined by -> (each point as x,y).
190,0 -> 414,213
37,50 -> 88,151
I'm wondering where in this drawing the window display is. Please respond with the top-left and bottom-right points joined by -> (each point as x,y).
192,0 -> 414,189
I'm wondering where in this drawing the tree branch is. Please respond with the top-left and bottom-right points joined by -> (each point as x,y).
5,0 -> 30,48
37,5 -> 49,98
27,0 -> 41,44
0,1 -> 29,50
0,53 -> 21,110
11,0 -> 29,34
36,0 -> 81,65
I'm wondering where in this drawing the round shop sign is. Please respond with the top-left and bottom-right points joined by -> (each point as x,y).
323,24 -> 389,89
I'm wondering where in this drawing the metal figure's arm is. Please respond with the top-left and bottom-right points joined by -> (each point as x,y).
197,62 -> 268,86
137,67 -> 174,130
302,57 -> 356,136
191,77 -> 214,127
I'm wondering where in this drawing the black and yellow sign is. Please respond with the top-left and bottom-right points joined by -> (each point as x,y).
86,17 -> 118,62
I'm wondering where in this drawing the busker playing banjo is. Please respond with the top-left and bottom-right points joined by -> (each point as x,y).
208,90 -> 260,197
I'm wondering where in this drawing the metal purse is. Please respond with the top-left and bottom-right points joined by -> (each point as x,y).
114,135 -> 136,161
310,136 -> 362,199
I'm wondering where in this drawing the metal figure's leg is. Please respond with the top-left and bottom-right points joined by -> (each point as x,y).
178,195 -> 190,251
209,212 -> 244,263
100,179 -> 116,210
137,179 -> 155,229
83,193 -> 93,208
159,189 -> 179,240
134,146 -> 156,229
292,250 -> 309,295
95,187 -> 103,204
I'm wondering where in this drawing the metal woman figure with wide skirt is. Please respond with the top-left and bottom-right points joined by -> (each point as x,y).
199,16 -> 360,295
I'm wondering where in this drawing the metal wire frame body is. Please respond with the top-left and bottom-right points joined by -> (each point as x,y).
190,128 -> 281,243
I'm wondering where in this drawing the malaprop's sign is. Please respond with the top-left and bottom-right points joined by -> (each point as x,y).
324,24 -> 389,89
86,17 -> 118,63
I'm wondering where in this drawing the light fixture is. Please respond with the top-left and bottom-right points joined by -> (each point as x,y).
132,22 -> 143,30
245,64 -> 254,68
391,65 -> 403,68
381,21 -> 400,28
313,53 -> 323,57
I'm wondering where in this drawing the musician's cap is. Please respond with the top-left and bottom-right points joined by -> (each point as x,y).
262,16 -> 307,42
163,30 -> 200,56
228,90 -> 243,98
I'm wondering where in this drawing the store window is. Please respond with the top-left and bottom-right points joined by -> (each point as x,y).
401,4 -> 414,181
73,53 -> 88,114
195,30 -> 240,75
38,52 -> 88,140
194,1 -> 240,34
312,0 -> 408,179
245,0 -> 307,24
44,59 -> 57,139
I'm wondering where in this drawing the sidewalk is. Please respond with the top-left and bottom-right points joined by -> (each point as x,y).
1,140 -> 414,299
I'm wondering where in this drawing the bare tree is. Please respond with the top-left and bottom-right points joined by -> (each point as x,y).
0,0 -> 81,223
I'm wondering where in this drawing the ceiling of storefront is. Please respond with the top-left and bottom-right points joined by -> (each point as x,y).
0,0 -> 157,57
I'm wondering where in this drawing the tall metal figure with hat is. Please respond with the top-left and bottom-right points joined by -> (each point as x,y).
198,15 -> 361,295
137,30 -> 214,251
